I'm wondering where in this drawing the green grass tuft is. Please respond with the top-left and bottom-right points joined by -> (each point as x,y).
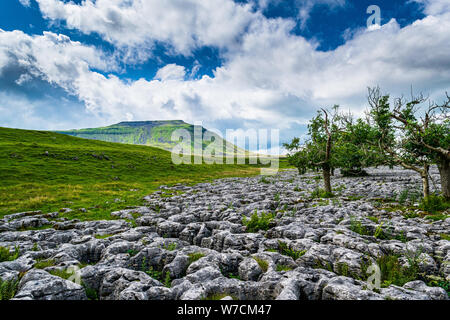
242,210 -> 275,233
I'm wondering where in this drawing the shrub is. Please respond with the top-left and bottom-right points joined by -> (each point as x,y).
242,210 -> 275,233
253,257 -> 269,273
278,241 -> 307,260
84,285 -> 99,300
349,217 -> 371,236
375,254 -> 421,288
310,188 -> 334,199
0,278 -> 19,300
163,243 -> 177,251
0,246 -> 20,263
419,195 -> 450,214
188,252 -> 205,265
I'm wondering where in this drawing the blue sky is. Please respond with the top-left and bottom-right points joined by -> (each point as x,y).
0,0 -> 449,151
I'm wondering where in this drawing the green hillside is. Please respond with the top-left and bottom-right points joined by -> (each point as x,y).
0,127 -> 262,220
56,120 -> 248,156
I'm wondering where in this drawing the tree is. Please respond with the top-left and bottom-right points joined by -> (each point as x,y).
368,87 -> 450,198
335,116 -> 386,177
284,106 -> 343,194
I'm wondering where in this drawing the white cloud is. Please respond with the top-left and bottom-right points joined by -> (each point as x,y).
1,4 -> 450,144
35,0 -> 257,56
18,0 -> 31,7
412,0 -> 450,15
155,64 -> 186,81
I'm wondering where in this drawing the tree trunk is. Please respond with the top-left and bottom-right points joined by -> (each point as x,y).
437,158 -> 450,200
323,167 -> 332,194
421,164 -> 430,198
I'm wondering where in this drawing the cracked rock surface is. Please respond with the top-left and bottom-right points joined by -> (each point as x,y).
1,167 -> 449,300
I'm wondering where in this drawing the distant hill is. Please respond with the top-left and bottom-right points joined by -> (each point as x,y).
56,120 -> 247,156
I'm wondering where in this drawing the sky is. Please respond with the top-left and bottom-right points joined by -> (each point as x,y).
0,0 -> 449,152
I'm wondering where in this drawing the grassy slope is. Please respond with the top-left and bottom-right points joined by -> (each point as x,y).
57,121 -> 249,156
0,127 -> 267,220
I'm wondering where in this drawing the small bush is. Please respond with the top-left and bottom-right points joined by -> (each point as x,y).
349,217 -> 371,236
83,284 -> 99,300
419,195 -> 450,214
0,278 -> 19,300
373,254 -> 421,288
253,257 -> 269,272
0,246 -> 20,263
278,241 -> 307,260
242,210 -> 275,233
163,243 -> 177,251
188,252 -> 205,265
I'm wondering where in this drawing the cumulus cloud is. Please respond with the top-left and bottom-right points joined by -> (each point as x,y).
155,64 -> 186,81
1,2 -> 450,145
35,0 -> 257,57
412,0 -> 450,15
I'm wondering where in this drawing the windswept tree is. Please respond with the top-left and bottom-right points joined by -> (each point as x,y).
368,87 -> 450,199
284,106 -> 343,194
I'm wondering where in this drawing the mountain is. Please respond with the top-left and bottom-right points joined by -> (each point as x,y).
56,120 -> 247,156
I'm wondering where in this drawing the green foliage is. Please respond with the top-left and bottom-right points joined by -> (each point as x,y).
242,210 -> 275,233
145,266 -> 172,288
440,234 -> 450,241
276,264 -> 294,272
336,118 -> 385,176
0,278 -> 19,300
162,243 -> 177,251
0,246 -> 20,263
34,259 -> 56,269
260,176 -> 270,184
188,252 -> 205,265
376,254 -> 420,288
277,241 -> 307,260
310,188 -> 334,199
127,249 -> 139,257
94,234 -> 113,239
349,217 -> 371,236
253,257 -> 269,273
0,127 -> 261,219
419,195 -> 450,214
49,269 -> 73,280
83,284 -> 99,301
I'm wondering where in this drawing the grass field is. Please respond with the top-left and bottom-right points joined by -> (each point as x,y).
0,127 -> 291,220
